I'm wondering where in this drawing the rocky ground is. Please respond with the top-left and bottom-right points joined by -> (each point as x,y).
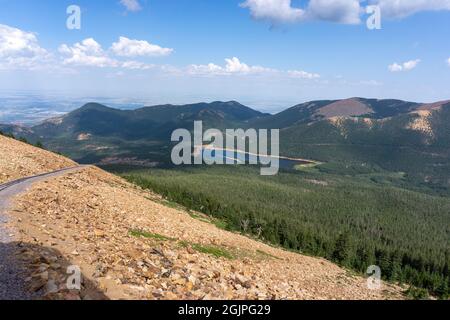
3,164 -> 404,300
0,136 -> 76,184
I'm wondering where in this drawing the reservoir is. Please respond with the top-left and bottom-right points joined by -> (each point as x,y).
201,148 -> 314,170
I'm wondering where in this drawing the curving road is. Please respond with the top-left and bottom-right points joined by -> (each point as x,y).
0,165 -> 87,300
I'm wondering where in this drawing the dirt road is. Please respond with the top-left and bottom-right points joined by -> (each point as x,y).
0,166 -> 87,300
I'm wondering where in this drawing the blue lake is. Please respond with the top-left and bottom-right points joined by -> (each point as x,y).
201,149 -> 311,170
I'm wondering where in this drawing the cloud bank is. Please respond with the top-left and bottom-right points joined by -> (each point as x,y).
59,38 -> 119,68
240,0 -> 450,25
58,36 -> 171,69
187,57 -> 320,80
0,24 -> 52,70
240,0 -> 361,24
188,57 -> 275,76
111,37 -> 173,57
374,0 -> 450,18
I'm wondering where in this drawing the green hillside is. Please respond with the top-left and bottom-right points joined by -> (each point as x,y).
33,101 -> 267,140
280,103 -> 450,194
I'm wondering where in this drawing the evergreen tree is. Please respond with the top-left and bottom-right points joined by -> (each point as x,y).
436,280 -> 449,299
332,233 -> 351,265
18,136 -> 28,144
35,141 -> 44,149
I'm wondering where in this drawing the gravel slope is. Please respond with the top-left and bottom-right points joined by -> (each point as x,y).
0,167 -> 85,300
0,135 -> 76,184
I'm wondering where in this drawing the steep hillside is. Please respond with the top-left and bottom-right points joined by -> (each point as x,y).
119,165 -> 450,298
0,135 -> 76,183
280,102 -> 450,191
1,137 -> 403,300
0,124 -> 38,141
315,98 -> 374,118
249,100 -> 334,129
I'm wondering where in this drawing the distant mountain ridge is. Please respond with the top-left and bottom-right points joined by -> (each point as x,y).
249,98 -> 422,129
0,100 -> 271,164
1,97 -> 442,136
31,101 -> 268,141
1,97 -> 450,190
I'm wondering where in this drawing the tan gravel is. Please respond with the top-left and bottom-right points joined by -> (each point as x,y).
0,135 -> 77,184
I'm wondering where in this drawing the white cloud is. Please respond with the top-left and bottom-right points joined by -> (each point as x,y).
59,38 -> 119,68
187,57 -> 322,80
306,0 -> 361,24
240,0 -> 305,23
447,57 -> 450,67
225,57 -> 272,73
388,63 -> 403,72
188,57 -> 275,76
240,0 -> 361,24
0,24 -> 45,57
403,59 -> 421,70
120,0 -> 142,12
0,24 -> 52,70
241,0 -> 450,25
388,59 -> 421,72
59,38 -> 157,70
288,70 -> 321,79
111,37 -> 173,57
373,0 -> 450,18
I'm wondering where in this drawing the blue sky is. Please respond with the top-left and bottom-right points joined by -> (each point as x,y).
0,0 -> 450,114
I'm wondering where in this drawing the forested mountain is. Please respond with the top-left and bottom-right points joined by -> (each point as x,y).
1,98 -> 450,190
280,101 -> 450,193
32,101 -> 268,141
0,101 -> 268,163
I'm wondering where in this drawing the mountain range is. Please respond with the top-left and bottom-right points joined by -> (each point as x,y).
1,97 -> 450,192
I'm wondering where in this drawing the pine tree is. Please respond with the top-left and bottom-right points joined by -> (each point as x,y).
436,280 -> 448,299
35,141 -> 44,149
332,233 -> 351,265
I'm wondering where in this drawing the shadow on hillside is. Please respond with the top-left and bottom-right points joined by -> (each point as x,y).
0,241 -> 109,300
